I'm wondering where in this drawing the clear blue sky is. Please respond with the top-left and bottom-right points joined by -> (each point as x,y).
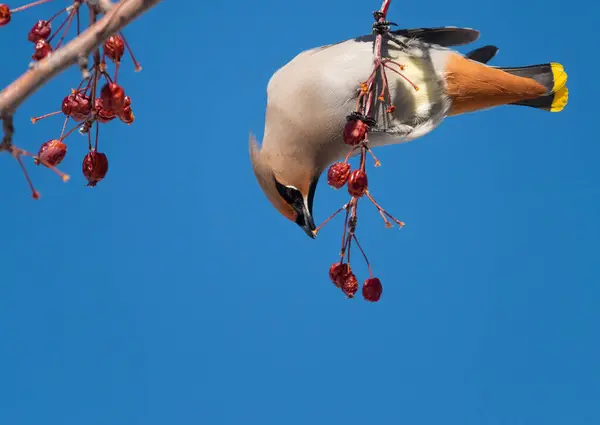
0,0 -> 597,424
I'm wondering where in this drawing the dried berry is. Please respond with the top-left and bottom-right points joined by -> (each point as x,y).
341,272 -> 359,298
362,277 -> 383,302
62,92 -> 91,121
94,98 -> 116,123
329,262 -> 351,288
32,39 -> 52,61
104,34 -> 124,62
0,4 -> 10,26
82,150 -> 108,187
34,139 -> 67,167
118,106 -> 134,124
27,20 -> 51,42
343,119 -> 368,145
117,95 -> 134,124
327,162 -> 351,189
100,82 -> 126,112
347,169 -> 368,198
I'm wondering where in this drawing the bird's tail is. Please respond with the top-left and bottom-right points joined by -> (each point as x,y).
500,63 -> 569,112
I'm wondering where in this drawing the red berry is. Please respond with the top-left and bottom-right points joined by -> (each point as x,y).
118,106 -> 134,124
362,277 -> 383,302
62,92 -> 91,121
34,139 -> 67,167
100,82 -> 125,113
117,95 -> 134,124
343,119 -> 368,145
0,4 -> 10,26
104,34 -> 124,62
329,262 -> 351,288
347,169 -> 368,198
82,150 -> 109,187
28,20 -> 51,42
341,272 -> 359,298
32,39 -> 52,61
327,162 -> 351,189
94,98 -> 116,123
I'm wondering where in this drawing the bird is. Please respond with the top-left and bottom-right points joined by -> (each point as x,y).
249,26 -> 568,238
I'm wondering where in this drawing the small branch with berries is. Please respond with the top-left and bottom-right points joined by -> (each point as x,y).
315,0 -> 420,302
0,0 -> 161,198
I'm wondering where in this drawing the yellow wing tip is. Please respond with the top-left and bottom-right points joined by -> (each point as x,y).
550,86 -> 568,112
550,62 -> 568,92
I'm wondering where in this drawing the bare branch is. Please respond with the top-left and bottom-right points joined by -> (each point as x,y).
0,0 -> 161,121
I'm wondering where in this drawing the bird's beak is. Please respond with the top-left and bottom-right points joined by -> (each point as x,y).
291,177 -> 319,239
299,177 -> 319,239
294,201 -> 316,239
300,206 -> 316,239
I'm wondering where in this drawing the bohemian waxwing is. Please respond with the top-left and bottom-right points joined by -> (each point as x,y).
249,26 -> 568,238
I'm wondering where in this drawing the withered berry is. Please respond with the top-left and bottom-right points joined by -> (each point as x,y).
343,119 -> 368,145
329,262 -> 351,288
35,139 -> 67,167
94,98 -> 116,123
62,92 -> 91,121
32,39 -> 52,61
117,95 -> 134,124
28,20 -> 51,42
327,162 -> 351,189
0,4 -> 10,26
347,169 -> 368,198
100,82 -> 125,113
82,150 -> 109,187
341,272 -> 359,298
104,34 -> 124,62
118,106 -> 134,124
362,277 -> 383,302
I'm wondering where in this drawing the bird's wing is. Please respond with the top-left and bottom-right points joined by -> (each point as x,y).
391,27 -> 480,47
465,45 -> 499,64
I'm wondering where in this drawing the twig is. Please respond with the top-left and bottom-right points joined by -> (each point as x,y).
0,0 -> 161,128
0,114 -> 14,150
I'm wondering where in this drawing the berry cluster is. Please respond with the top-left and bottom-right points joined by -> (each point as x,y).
314,0 -> 418,302
0,0 -> 141,197
316,115 -> 405,302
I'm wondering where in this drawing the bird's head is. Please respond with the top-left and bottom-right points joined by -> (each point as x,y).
249,134 -> 319,239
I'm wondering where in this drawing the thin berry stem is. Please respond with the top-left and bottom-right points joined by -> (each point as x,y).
366,191 -> 405,228
313,203 -> 348,236
339,202 -> 353,258
119,32 -> 142,71
359,145 -> 367,171
94,120 -> 99,150
384,59 -> 406,71
383,63 -> 419,91
54,7 -> 77,50
59,115 -> 69,139
31,110 -> 61,123
76,5 -> 80,35
113,61 -> 120,83
352,234 -> 373,277
13,150 -> 38,198
59,121 -> 82,141
344,144 -> 361,163
367,147 -> 381,166
10,0 -> 54,13
47,7 -> 73,43
46,7 -> 67,23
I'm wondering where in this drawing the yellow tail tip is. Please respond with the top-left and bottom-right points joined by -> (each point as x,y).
550,62 -> 568,92
550,86 -> 568,112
